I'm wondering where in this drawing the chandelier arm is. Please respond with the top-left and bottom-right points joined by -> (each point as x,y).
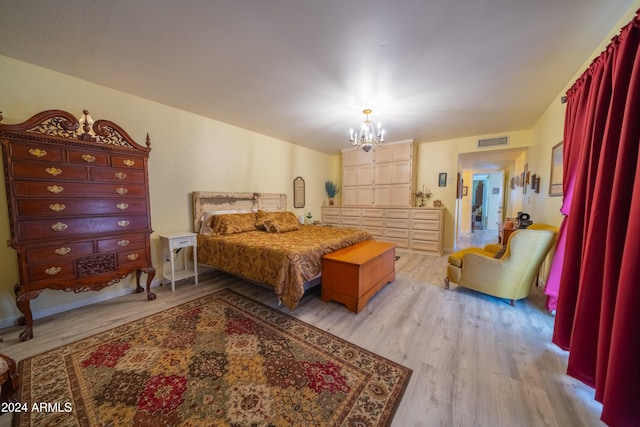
348,108 -> 385,152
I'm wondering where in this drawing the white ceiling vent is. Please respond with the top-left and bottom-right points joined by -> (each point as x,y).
478,136 -> 509,148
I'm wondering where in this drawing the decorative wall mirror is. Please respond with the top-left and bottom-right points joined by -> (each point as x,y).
293,176 -> 305,208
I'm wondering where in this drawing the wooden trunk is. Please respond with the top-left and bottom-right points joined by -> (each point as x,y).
321,240 -> 396,313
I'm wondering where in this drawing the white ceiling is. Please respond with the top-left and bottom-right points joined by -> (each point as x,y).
0,1 -> 634,155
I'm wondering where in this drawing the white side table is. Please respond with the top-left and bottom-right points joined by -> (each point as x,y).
158,232 -> 198,292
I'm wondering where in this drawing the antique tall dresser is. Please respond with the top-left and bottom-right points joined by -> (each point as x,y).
0,110 -> 156,341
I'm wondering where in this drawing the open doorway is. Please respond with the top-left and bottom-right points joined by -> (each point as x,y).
455,148 -> 526,249
471,176 -> 486,231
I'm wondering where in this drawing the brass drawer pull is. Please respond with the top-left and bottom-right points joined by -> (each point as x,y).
47,185 -> 64,194
54,247 -> 71,255
123,159 -> 135,167
118,220 -> 130,227
116,203 -> 129,210
117,240 -> 130,247
81,154 -> 96,163
45,167 -> 62,176
51,222 -> 68,231
28,148 -> 47,158
116,187 -> 128,195
44,266 -> 62,275
49,203 -> 66,212
115,172 -> 127,180
127,253 -> 139,261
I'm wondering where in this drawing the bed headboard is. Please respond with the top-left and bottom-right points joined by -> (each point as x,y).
192,191 -> 287,232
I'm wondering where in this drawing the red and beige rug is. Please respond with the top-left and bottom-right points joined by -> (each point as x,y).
15,289 -> 411,426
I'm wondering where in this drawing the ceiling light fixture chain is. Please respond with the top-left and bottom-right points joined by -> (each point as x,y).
349,108 -> 385,152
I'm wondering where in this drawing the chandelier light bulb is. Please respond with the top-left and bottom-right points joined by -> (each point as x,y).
348,108 -> 385,152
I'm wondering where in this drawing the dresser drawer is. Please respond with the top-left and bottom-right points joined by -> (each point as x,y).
98,234 -> 147,252
411,209 -> 441,221
385,218 -> 409,229
384,227 -> 409,239
14,181 -> 147,198
410,240 -> 440,252
67,151 -> 110,166
384,209 -> 410,219
111,155 -> 145,169
18,215 -> 150,241
341,208 -> 361,217
361,226 -> 383,238
28,260 -> 75,283
411,220 -> 440,231
382,237 -> 409,249
9,143 -> 63,162
117,248 -> 149,267
411,230 -> 440,241
341,216 -> 361,226
16,198 -> 148,217
12,161 -> 89,181
168,235 -> 197,249
362,217 -> 384,227
91,167 -> 146,183
361,208 -> 384,217
26,241 -> 95,263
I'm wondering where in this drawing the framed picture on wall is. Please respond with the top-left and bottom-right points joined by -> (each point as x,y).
438,172 -> 447,187
549,141 -> 563,196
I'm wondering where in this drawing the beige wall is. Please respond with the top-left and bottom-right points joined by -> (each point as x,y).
0,55 -> 333,327
416,130 -> 533,252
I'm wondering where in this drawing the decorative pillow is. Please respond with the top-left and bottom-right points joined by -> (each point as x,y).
256,210 -> 283,230
199,210 -> 252,235
210,213 -> 257,235
261,211 -> 301,233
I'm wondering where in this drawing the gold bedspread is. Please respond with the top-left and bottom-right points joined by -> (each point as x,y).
197,225 -> 372,309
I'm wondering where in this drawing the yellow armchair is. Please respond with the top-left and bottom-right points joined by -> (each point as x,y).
445,229 -> 556,305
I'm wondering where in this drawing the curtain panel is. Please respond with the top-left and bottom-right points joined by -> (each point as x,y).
552,9 -> 640,427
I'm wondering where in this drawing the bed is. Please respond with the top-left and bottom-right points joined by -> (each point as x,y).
192,191 -> 372,309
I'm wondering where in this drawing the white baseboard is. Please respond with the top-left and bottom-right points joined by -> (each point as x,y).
0,278 -> 163,330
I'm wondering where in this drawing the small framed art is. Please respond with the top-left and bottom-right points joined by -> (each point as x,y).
438,173 -> 447,187
549,142 -> 563,196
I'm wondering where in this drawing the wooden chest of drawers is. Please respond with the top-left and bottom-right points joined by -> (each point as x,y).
321,240 -> 396,313
321,206 -> 444,254
0,110 -> 156,341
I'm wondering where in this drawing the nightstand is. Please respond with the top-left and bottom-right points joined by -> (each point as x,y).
158,232 -> 198,292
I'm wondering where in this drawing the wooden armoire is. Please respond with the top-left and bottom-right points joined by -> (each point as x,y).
0,110 -> 156,341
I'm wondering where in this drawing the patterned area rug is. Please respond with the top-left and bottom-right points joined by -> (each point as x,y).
15,289 -> 411,426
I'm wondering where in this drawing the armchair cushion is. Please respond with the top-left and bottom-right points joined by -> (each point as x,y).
483,243 -> 503,254
447,247 -> 494,268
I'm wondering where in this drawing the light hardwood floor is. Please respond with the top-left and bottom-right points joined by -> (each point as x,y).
0,250 -> 604,427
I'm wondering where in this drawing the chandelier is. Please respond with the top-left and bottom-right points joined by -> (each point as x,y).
349,108 -> 385,152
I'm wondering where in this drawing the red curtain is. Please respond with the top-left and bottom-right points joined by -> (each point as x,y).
552,10 -> 640,427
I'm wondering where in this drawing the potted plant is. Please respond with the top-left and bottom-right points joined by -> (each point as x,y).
325,180 -> 340,205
